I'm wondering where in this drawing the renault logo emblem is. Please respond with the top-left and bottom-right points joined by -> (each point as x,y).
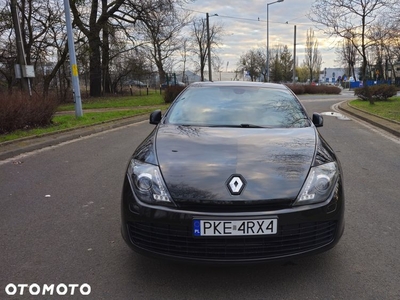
226,174 -> 246,195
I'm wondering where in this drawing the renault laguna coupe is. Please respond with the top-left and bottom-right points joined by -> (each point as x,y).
121,81 -> 344,263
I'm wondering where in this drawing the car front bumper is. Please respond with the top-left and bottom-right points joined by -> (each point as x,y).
121,178 -> 345,263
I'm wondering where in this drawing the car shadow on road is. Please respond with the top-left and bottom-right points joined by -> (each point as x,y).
118,248 -> 342,298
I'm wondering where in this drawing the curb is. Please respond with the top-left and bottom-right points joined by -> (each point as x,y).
338,101 -> 400,138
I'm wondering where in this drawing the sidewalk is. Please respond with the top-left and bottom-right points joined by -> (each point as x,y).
1,98 -> 399,161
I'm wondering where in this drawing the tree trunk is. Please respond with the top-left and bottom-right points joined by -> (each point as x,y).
102,28 -> 111,94
102,0 -> 111,94
155,46 -> 166,84
89,35 -> 102,97
158,67 -> 166,85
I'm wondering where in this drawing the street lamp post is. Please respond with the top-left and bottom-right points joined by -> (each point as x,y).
266,0 -> 284,82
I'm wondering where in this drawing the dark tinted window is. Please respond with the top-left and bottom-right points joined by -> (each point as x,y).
166,86 -> 309,128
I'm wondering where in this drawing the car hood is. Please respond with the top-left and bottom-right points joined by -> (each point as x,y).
155,125 -> 316,204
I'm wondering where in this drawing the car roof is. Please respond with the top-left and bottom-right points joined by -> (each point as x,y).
188,81 -> 289,90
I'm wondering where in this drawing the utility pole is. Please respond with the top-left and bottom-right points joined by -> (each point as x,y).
206,13 -> 212,82
293,25 -> 296,83
10,0 -> 29,92
63,0 -> 83,117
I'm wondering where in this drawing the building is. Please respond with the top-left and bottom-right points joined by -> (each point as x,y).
320,62 -> 400,86
319,67 -> 360,84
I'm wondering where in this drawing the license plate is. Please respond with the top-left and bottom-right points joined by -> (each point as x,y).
193,219 -> 278,236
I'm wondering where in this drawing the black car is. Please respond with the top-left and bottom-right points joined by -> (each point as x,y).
121,81 -> 344,263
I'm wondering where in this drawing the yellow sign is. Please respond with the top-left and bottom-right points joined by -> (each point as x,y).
72,64 -> 78,77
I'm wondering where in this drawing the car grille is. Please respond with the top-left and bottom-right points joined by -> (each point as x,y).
176,201 -> 293,212
127,221 -> 337,260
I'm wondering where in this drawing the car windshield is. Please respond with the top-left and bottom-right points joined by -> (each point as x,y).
165,85 -> 310,128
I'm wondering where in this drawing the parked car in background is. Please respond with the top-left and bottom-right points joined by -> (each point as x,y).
121,81 -> 345,263
128,80 -> 147,88
160,81 -> 186,89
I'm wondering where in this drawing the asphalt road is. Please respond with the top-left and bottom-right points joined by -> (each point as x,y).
1,93 -> 399,299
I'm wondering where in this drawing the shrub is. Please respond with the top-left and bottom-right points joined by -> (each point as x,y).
285,84 -> 341,95
354,84 -> 398,101
163,85 -> 186,103
321,85 -> 342,94
304,84 -> 341,95
0,91 -> 59,134
303,84 -> 317,94
285,84 -> 305,95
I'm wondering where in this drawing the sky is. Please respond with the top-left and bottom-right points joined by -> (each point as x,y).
181,0 -> 342,72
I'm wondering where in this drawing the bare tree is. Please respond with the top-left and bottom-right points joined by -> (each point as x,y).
0,3 -> 16,93
69,0 -> 125,97
135,5 -> 190,84
189,17 -> 223,81
369,17 -> 400,81
69,0 -> 182,96
238,48 -> 265,82
303,28 -> 322,83
179,38 -> 189,83
237,45 -> 293,83
109,49 -> 151,93
1,0 -> 70,97
308,0 -> 398,101
213,56 -> 224,81
336,38 -> 358,81
100,21 -> 141,94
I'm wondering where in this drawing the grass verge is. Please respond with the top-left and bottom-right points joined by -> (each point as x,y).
57,92 -> 164,111
349,96 -> 400,122
0,105 -> 168,143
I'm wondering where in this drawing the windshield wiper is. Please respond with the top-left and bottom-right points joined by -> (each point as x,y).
209,124 -> 270,128
288,117 -> 311,126
240,124 -> 270,128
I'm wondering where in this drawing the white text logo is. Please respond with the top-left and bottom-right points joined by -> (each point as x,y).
5,283 -> 91,296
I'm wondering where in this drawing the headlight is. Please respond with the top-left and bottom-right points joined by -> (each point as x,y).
126,159 -> 173,204
294,162 -> 339,205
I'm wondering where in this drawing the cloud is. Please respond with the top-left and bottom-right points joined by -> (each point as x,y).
183,0 -> 340,71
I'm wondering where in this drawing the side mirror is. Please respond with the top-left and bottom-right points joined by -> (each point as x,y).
149,110 -> 162,125
312,113 -> 323,127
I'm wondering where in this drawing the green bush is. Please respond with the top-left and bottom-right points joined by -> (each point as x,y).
354,84 -> 398,101
163,85 -> 186,103
0,92 -> 59,134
